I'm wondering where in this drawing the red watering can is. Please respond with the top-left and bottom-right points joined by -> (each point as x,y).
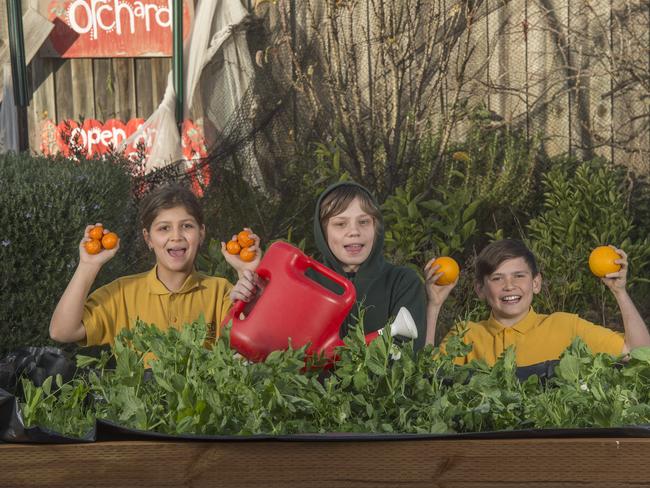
222,241 -> 384,362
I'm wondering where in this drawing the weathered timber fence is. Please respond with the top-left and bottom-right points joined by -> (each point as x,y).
0,0 -> 173,151
0,1 -> 648,171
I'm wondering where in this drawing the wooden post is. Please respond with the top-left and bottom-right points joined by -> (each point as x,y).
5,0 -> 28,151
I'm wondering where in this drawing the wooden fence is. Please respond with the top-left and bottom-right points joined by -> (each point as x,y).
0,0 -> 173,152
468,0 -> 649,170
282,0 -> 650,173
0,0 -> 648,170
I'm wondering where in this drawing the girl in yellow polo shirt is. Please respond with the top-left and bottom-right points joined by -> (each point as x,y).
423,239 -> 650,366
49,184 -> 260,347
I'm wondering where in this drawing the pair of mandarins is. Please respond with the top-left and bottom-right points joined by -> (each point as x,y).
225,230 -> 256,262
429,245 -> 621,286
84,225 -> 119,255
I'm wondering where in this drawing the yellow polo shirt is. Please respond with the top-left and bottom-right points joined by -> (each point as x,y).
82,266 -> 233,346
441,309 -> 624,366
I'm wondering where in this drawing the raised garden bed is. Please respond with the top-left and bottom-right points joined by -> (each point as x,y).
2,437 -> 650,487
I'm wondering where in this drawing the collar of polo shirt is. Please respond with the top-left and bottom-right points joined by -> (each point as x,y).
484,308 -> 540,336
146,265 -> 202,295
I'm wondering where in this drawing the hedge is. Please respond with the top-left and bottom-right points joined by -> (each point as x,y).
0,153 -> 143,355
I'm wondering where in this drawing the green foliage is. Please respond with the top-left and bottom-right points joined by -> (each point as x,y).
525,340 -> 650,428
0,153 -> 141,355
195,239 -> 238,284
526,158 -> 650,323
415,106 -> 543,244
18,320 -> 650,438
442,108 -> 539,213
382,187 -> 480,271
20,373 -> 94,438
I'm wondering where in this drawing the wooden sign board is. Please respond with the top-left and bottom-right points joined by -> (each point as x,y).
40,117 -> 207,160
38,0 -> 193,58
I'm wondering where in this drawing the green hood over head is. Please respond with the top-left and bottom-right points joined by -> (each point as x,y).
313,181 -> 386,283
311,181 -> 427,350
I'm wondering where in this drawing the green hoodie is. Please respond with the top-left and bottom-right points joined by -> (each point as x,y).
312,182 -> 427,350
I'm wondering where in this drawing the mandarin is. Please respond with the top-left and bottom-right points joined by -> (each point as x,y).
226,240 -> 241,255
239,247 -> 256,262
237,230 -> 254,248
588,246 -> 621,277
88,225 -> 104,241
84,239 -> 102,255
430,256 -> 460,285
101,232 -> 119,250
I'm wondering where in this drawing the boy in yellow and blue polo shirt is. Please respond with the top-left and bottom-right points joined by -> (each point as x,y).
423,239 -> 650,366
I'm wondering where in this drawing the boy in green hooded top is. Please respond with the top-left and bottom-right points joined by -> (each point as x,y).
231,182 -> 427,350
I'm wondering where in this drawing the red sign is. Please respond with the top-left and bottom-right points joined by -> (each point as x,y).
40,117 -> 211,196
41,0 -> 193,57
40,117 -> 145,157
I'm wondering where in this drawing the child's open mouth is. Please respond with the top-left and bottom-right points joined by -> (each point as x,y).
344,244 -> 364,255
167,247 -> 187,258
501,295 -> 521,304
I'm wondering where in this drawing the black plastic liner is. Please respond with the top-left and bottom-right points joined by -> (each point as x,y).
0,346 -> 77,395
2,347 -> 649,444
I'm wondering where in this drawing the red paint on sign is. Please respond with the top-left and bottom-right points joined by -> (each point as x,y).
42,117 -> 212,197
43,0 -> 193,58
47,118 -> 146,157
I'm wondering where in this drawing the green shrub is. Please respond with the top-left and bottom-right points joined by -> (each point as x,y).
438,108 -> 547,244
382,186 -> 480,272
527,157 -> 650,325
0,153 -> 141,355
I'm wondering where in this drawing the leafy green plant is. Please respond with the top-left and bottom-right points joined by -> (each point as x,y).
20,373 -> 94,437
382,186 -> 480,271
441,107 -> 540,213
19,317 -> 650,439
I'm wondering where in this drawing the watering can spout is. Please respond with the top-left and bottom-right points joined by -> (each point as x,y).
316,307 -> 418,360
378,307 -> 418,339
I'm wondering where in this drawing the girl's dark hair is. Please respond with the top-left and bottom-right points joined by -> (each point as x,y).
139,184 -> 204,231
475,239 -> 539,283
319,185 -> 383,237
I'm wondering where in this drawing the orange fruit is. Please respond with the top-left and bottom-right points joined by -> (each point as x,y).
226,240 -> 241,255
239,247 -> 256,262
237,230 -> 254,248
101,232 -> 119,250
429,256 -> 460,285
588,246 -> 621,277
84,239 -> 102,255
88,226 -> 104,241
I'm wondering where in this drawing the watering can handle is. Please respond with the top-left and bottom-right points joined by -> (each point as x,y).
231,299 -> 246,317
304,255 -> 356,299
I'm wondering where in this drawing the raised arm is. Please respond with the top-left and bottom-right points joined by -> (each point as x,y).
424,257 -> 458,346
602,247 -> 650,353
49,224 -> 119,343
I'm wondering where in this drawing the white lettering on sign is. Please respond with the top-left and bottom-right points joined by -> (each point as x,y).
69,125 -> 137,156
67,0 -> 173,41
